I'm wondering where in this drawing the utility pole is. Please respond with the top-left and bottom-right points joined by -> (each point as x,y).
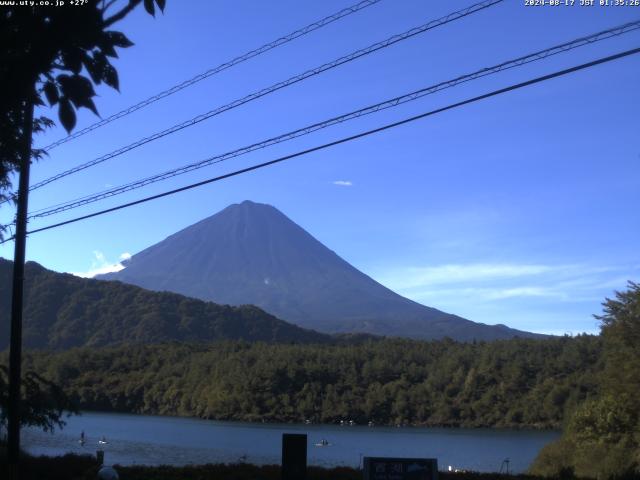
8,96 -> 35,479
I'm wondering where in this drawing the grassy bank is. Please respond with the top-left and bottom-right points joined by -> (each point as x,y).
0,447 -> 575,480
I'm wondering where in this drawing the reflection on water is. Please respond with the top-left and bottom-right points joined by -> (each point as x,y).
22,411 -> 559,473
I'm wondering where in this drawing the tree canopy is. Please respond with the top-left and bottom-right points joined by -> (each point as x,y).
8,334 -> 602,430
531,282 -> 640,478
0,0 -> 165,209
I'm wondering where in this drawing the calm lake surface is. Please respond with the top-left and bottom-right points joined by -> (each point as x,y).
22,412 -> 559,473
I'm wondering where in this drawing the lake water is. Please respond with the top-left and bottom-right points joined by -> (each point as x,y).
22,412 -> 559,473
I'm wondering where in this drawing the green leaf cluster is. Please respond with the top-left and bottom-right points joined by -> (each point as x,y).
0,0 -> 165,208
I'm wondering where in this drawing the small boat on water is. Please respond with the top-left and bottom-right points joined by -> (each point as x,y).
314,439 -> 331,447
98,436 -> 109,445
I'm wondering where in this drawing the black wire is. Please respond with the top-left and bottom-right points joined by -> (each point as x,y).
24,0 -> 503,194
26,19 -> 640,220
40,0 -> 386,151
0,46 -> 634,245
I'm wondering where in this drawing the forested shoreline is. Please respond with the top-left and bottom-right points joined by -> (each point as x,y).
10,335 -> 602,430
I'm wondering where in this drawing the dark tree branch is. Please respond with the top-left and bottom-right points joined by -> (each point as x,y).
102,0 -> 119,15
104,0 -> 142,27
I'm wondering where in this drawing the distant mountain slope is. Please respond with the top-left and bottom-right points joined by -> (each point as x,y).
0,258 -> 330,350
99,200 -> 543,341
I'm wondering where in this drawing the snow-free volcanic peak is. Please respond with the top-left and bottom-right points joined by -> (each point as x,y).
98,200 -> 542,341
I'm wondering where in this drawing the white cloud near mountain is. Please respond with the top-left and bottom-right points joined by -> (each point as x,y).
70,251 -> 129,278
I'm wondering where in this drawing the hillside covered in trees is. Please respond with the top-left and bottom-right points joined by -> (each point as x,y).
0,258 -> 330,349
531,282 -> 640,478
15,335 -> 601,430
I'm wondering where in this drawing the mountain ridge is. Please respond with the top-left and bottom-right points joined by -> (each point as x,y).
99,200 -> 544,341
0,257 -> 331,350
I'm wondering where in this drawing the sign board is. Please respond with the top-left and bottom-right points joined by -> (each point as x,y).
363,457 -> 438,480
282,433 -> 307,480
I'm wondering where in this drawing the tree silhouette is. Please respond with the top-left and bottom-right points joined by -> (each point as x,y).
0,0 -> 167,471
0,0 -> 166,206
0,365 -> 77,434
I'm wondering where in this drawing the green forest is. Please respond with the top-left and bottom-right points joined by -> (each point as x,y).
530,282 -> 640,478
0,259 -> 330,349
1,265 -> 638,477
14,335 -> 601,430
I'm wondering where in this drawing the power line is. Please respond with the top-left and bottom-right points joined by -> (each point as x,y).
40,0 -> 386,152
26,20 -> 640,220
1,46 -> 635,245
25,0 -> 503,193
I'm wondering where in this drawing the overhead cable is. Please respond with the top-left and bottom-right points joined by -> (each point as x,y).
26,0 -> 503,193
0,46 -> 634,244
40,0 -> 386,151
27,20 -> 640,220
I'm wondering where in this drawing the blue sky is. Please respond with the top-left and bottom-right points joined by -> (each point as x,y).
1,0 -> 639,335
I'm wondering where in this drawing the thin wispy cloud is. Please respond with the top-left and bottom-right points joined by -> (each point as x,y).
332,180 -> 353,187
70,250 -> 129,278
382,263 -> 555,290
409,286 -> 568,301
476,286 -> 566,301
375,261 -> 639,333
379,263 -> 635,294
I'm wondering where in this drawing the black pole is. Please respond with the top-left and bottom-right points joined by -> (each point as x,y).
8,98 -> 34,478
